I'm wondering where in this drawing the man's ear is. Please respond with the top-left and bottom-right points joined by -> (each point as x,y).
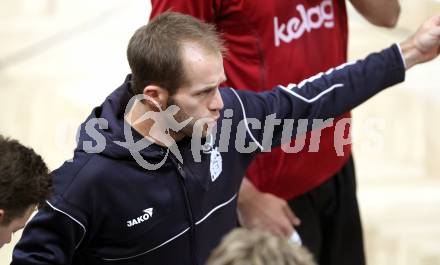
142,85 -> 169,110
0,209 -> 4,223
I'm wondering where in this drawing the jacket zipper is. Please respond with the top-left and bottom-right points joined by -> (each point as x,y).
175,161 -> 199,265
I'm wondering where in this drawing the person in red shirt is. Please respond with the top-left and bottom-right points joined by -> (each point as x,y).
150,1 -> 400,264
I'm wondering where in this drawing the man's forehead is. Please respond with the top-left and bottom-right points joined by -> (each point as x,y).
181,41 -> 223,64
180,42 -> 225,87
181,42 -> 207,62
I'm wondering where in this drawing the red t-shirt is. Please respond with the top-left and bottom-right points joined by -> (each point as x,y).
150,0 -> 352,200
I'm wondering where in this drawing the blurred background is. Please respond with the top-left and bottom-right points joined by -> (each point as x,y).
0,0 -> 439,264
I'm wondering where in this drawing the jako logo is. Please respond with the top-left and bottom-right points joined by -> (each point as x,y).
127,208 -> 153,227
274,0 -> 335,46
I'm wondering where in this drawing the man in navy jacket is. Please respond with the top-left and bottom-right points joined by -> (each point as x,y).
11,12 -> 440,265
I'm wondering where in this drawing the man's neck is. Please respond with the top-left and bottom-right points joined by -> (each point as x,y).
125,102 -> 185,147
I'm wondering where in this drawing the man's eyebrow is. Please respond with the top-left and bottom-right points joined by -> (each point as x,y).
197,84 -> 218,93
196,85 -> 217,93
208,77 -> 227,89
196,77 -> 227,93
202,86 -> 217,91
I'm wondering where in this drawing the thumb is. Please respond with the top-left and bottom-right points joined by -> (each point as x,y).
283,205 -> 301,226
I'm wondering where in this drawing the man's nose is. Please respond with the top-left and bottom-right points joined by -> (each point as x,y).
209,89 -> 224,111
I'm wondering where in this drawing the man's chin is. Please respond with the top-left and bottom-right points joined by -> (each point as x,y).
203,123 -> 217,137
182,121 -> 217,140
186,128 -> 209,139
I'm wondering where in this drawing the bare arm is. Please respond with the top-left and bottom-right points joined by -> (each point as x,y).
401,16 -> 440,70
349,0 -> 401,28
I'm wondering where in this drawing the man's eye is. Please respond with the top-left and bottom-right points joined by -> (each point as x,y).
198,90 -> 211,96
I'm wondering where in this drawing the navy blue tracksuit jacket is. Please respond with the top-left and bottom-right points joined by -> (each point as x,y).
12,45 -> 405,265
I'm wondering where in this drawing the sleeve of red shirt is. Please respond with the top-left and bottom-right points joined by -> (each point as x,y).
150,0 -> 220,23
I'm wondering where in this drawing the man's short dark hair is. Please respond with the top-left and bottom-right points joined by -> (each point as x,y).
0,135 -> 52,225
127,11 -> 225,95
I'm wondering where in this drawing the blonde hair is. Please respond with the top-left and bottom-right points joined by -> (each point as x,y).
206,228 -> 317,265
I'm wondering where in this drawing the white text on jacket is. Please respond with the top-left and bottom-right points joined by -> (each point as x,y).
127,208 -> 154,227
274,0 -> 335,47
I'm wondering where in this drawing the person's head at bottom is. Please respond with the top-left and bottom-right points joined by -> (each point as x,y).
206,228 -> 317,265
0,135 -> 52,248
